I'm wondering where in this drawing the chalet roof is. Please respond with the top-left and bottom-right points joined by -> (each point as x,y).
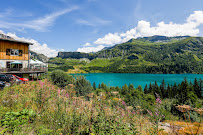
0,34 -> 33,45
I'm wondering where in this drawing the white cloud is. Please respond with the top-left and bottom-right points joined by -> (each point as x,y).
92,10 -> 203,46
77,11 -> 203,53
83,43 -> 92,46
0,9 -> 12,18
94,33 -> 122,45
0,7 -> 78,32
0,31 -> 61,57
187,11 -> 203,25
77,17 -> 111,26
77,45 -> 104,53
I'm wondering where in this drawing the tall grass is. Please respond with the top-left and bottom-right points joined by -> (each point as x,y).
0,80 -> 146,134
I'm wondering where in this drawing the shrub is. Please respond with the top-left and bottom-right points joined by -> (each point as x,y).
0,109 -> 36,133
74,76 -> 93,96
50,70 -> 74,88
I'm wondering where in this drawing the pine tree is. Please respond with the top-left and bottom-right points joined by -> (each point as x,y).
93,82 -> 96,90
198,79 -> 203,98
193,78 -> 199,97
160,79 -> 166,98
144,84 -> 148,94
115,86 -> 120,92
172,83 -> 178,97
166,84 -> 171,98
179,78 -> 190,103
137,85 -> 143,92
149,82 -> 152,93
128,84 -> 135,94
121,84 -> 128,95
154,81 -> 162,97
101,82 -> 106,90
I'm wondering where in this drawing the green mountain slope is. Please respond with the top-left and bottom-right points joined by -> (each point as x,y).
82,36 -> 203,73
30,51 -> 49,63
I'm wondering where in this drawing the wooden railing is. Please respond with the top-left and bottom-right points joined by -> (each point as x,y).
0,67 -> 48,73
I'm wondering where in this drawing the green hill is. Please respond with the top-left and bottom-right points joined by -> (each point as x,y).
82,36 -> 203,73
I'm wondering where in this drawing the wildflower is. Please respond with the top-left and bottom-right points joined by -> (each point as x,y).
155,93 -> 162,105
132,111 -> 136,115
65,92 -> 69,98
155,111 -> 159,116
39,81 -> 44,88
156,98 -> 162,104
58,88 -> 60,95
147,109 -> 152,116
122,100 -> 126,105
73,101 -> 76,104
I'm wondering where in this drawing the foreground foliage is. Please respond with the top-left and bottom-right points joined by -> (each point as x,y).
0,80 -> 141,134
0,75 -> 202,134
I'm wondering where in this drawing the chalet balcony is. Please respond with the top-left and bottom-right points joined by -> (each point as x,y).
0,67 -> 48,74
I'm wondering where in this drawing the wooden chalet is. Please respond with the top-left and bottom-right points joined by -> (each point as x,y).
0,34 -> 47,78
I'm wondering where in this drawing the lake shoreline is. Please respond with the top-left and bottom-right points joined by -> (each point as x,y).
70,73 -> 203,88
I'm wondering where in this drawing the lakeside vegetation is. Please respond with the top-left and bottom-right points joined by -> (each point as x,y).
0,70 -> 202,134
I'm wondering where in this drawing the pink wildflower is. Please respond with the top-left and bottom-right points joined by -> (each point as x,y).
147,109 -> 152,116
122,100 -> 126,105
156,98 -> 162,104
65,93 -> 69,98
155,93 -> 162,105
39,81 -> 44,88
155,111 -> 159,116
73,101 -> 76,104
58,88 -> 60,95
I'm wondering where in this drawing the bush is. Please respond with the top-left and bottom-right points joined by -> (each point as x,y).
50,70 -> 74,88
0,109 -> 36,133
74,76 -> 93,96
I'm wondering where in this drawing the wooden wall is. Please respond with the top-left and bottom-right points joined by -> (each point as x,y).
0,40 -> 29,60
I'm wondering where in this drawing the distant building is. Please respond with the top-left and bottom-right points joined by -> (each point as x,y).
0,34 -> 47,78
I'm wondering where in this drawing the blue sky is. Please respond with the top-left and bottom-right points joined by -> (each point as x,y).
0,0 -> 203,57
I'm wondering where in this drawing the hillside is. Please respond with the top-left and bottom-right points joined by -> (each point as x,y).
83,36 -> 203,73
30,51 -> 49,63
57,36 -> 203,74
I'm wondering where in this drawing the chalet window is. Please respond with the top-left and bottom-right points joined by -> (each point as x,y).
19,50 -> 23,56
15,50 -> 19,56
11,49 -> 15,55
6,49 -> 11,55
6,49 -> 22,56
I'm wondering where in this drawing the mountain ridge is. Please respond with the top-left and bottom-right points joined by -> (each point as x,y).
56,36 -> 203,73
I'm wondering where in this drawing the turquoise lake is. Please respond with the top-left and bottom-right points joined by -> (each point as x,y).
72,73 -> 203,88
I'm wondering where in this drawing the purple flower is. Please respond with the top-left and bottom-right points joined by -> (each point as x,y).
122,100 -> 126,105
155,111 -> 159,116
156,98 -> 162,104
155,93 -> 162,105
